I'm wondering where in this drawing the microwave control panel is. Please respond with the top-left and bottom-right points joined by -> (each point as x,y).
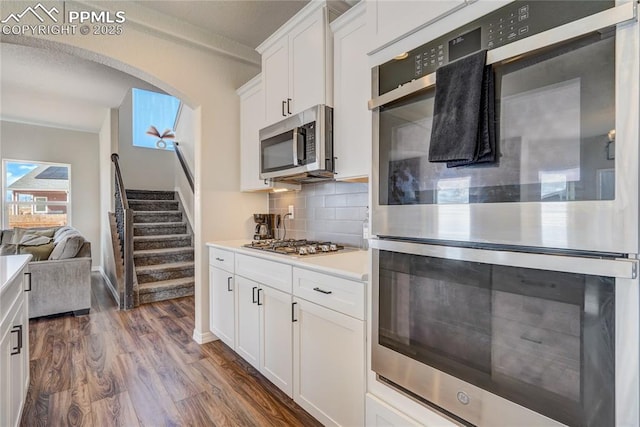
377,0 -> 613,96
301,122 -> 316,165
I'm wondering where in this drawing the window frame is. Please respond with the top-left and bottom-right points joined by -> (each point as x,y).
2,159 -> 72,229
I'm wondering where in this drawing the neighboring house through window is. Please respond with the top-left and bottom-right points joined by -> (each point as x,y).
3,160 -> 71,228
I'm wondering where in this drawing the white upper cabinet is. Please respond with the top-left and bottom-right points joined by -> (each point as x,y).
366,0 -> 467,54
331,3 -> 370,182
257,1 -> 347,127
237,75 -> 300,192
237,75 -> 269,192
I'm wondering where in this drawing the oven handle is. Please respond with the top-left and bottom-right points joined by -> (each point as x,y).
370,238 -> 638,279
368,1 -> 637,110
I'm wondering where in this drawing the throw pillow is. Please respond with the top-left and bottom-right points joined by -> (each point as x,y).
53,226 -> 79,245
19,242 -> 55,261
19,233 -> 52,246
0,243 -> 18,255
14,227 -> 56,238
49,235 -> 85,260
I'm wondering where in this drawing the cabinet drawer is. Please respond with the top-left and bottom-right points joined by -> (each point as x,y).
209,248 -> 235,273
0,272 -> 25,327
293,268 -> 365,319
236,254 -> 292,294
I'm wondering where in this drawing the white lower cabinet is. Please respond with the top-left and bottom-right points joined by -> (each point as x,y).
366,394 -> 422,427
0,256 -> 30,427
208,246 -> 366,425
235,276 -> 260,369
209,266 -> 235,348
260,284 -> 293,396
293,297 -> 365,427
236,274 -> 294,396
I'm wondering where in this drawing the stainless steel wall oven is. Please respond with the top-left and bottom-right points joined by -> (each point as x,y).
369,1 -> 639,425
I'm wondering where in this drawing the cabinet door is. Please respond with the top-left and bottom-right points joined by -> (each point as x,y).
235,276 -> 260,369
1,298 -> 26,427
209,267 -> 235,348
239,79 -> 272,192
289,8 -> 329,116
365,394 -> 422,427
293,298 -> 365,427
0,316 -> 12,427
332,6 -> 370,181
262,38 -> 289,126
260,285 -> 293,397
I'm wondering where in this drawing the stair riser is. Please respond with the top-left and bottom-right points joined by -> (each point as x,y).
134,238 -> 192,251
133,213 -> 182,223
137,268 -> 194,283
134,225 -> 187,236
126,191 -> 175,201
134,252 -> 194,266
138,284 -> 194,304
129,201 -> 179,211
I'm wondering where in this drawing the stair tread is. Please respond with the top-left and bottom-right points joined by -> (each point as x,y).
136,261 -> 194,273
138,277 -> 194,291
133,221 -> 186,227
133,210 -> 181,215
134,247 -> 194,256
134,234 -> 191,241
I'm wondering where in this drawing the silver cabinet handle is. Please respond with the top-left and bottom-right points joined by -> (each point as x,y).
313,287 -> 332,295
215,257 -> 224,262
24,272 -> 31,292
287,98 -> 292,115
227,276 -> 232,292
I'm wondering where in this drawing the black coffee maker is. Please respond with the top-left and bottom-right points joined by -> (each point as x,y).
253,214 -> 275,240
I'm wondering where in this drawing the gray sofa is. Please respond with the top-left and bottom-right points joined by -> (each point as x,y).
0,226 -> 91,318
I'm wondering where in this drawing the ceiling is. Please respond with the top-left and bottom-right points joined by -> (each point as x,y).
0,0 -> 324,132
139,0 -> 310,49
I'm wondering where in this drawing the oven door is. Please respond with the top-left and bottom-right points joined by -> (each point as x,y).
371,238 -> 639,426
370,3 -> 639,254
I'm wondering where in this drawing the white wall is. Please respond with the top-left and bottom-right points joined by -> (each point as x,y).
0,120 -> 101,268
0,2 -> 268,341
118,90 -> 176,191
174,103 -> 196,226
98,109 -> 119,296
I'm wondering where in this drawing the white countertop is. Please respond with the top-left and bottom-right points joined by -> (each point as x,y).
0,255 -> 31,296
207,240 -> 369,282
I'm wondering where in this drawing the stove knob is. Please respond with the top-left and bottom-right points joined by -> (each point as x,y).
329,244 -> 338,251
299,247 -> 308,255
308,246 -> 317,254
320,244 -> 330,252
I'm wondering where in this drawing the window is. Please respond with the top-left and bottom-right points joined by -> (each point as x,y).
132,88 -> 181,151
3,160 -> 70,228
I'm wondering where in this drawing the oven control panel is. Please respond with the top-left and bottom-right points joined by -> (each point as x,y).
378,0 -> 613,96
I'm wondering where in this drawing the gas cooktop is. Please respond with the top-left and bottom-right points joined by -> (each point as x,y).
243,239 -> 347,256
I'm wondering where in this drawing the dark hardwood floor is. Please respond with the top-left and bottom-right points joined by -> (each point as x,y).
21,273 -> 321,427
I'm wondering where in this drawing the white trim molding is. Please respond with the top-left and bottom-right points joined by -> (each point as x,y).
192,328 -> 217,344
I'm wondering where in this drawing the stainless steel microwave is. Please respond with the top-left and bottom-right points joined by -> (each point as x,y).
259,104 -> 334,183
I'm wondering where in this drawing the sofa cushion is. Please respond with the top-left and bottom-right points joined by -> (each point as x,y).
0,244 -> 17,255
49,233 -> 85,260
19,242 -> 56,261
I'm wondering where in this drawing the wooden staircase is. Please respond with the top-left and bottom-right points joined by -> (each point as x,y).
126,189 -> 194,304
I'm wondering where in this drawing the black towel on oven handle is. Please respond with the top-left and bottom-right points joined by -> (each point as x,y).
427,49 -> 496,167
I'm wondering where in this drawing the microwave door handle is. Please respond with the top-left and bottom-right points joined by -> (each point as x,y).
292,128 -> 299,166
292,127 -> 306,166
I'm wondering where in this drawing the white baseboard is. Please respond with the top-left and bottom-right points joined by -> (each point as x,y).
97,266 -> 119,304
193,329 -> 217,344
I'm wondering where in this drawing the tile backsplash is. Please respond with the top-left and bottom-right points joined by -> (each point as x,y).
269,181 -> 369,247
